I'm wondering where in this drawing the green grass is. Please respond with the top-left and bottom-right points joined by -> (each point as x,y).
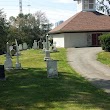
97,51 -> 110,67
0,49 -> 110,110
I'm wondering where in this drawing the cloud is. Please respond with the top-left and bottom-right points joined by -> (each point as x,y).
52,0 -> 74,4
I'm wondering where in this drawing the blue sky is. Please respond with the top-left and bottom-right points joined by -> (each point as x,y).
0,0 -> 77,25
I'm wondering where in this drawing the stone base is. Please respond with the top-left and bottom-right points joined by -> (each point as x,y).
44,57 -> 51,61
4,58 -> 13,69
15,63 -> 22,69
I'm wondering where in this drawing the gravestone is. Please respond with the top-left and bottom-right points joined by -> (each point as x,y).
15,39 -> 22,69
23,42 -> 28,50
33,40 -> 38,49
19,44 -> 23,51
53,42 -> 57,52
47,59 -> 58,78
0,65 -> 5,80
4,42 -> 13,70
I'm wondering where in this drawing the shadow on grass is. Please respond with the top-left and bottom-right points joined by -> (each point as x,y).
0,68 -> 110,110
90,79 -> 110,93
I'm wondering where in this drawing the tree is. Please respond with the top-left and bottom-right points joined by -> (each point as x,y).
34,10 -> 49,27
99,33 -> 110,52
97,0 -> 110,15
0,9 -> 9,54
8,11 -> 53,48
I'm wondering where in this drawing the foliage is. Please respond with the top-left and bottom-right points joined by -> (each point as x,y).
97,51 -> 110,66
0,9 -> 9,55
0,9 -> 53,54
99,33 -> 110,52
0,49 -> 110,110
8,11 -> 53,48
97,0 -> 110,15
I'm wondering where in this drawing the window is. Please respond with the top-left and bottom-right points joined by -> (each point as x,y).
83,0 -> 95,10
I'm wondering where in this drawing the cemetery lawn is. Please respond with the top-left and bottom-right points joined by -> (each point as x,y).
0,49 -> 110,110
97,51 -> 110,66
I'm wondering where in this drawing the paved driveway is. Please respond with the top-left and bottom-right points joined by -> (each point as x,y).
67,47 -> 110,93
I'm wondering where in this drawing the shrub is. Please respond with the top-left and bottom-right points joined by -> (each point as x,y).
99,33 -> 110,52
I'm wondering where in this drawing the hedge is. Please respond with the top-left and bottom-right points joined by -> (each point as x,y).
99,33 -> 110,52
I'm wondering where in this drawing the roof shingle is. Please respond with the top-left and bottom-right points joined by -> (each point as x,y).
49,11 -> 110,34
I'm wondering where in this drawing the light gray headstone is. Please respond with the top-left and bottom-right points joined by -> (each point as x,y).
47,60 -> 58,78
33,40 -> 38,49
4,42 -> 13,70
19,44 -> 23,51
23,42 -> 28,50
53,42 -> 57,52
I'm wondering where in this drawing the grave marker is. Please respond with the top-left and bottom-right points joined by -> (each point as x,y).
33,40 -> 38,49
23,42 -> 28,50
15,39 -> 22,69
47,59 -> 58,78
4,42 -> 13,70
19,44 -> 23,51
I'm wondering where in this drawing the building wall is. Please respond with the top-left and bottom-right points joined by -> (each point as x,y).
64,33 -> 88,48
52,34 -> 65,47
50,32 -> 109,48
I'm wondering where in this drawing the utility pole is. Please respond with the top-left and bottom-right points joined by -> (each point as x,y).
19,0 -> 22,14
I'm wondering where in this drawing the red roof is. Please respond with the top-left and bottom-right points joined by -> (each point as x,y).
49,11 -> 110,34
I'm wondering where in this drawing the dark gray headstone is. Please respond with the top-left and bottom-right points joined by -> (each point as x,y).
0,65 -> 5,80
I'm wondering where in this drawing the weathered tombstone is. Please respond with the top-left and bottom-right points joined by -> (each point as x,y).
53,42 -> 57,52
33,40 -> 38,49
4,42 -> 13,70
15,39 -> 22,69
23,42 -> 28,50
0,65 -> 5,80
47,59 -> 58,78
19,44 -> 23,51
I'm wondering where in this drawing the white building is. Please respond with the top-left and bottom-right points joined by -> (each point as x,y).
49,0 -> 110,48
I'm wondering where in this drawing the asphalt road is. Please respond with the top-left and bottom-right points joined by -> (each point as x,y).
67,47 -> 110,93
